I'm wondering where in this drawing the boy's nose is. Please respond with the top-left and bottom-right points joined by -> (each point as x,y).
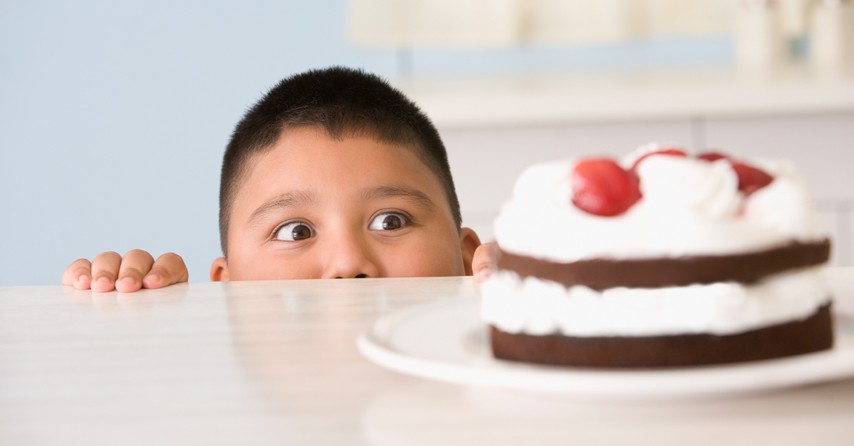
321,233 -> 380,279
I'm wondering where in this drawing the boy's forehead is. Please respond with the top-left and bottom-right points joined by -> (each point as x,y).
235,128 -> 446,205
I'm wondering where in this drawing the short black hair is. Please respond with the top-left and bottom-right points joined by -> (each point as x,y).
218,66 -> 461,255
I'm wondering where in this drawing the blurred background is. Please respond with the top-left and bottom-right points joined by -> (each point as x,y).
1,0 -> 852,286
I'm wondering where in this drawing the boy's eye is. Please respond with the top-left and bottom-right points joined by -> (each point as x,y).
274,221 -> 314,241
369,212 -> 410,231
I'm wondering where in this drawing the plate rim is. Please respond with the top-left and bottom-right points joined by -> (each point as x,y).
358,284 -> 854,401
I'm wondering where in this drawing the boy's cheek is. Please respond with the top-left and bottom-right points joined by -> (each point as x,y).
226,253 -> 320,281
381,241 -> 465,277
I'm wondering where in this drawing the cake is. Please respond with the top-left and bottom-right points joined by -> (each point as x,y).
480,144 -> 834,368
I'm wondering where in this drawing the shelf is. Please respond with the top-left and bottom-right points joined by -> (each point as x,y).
399,66 -> 854,128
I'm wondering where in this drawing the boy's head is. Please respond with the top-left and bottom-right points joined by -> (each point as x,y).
211,67 -> 479,280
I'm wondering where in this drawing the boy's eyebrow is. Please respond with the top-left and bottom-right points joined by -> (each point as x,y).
247,191 -> 314,226
362,186 -> 435,208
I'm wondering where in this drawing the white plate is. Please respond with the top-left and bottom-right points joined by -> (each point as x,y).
358,275 -> 854,401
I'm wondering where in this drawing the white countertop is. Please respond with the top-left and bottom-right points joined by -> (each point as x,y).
400,67 -> 854,128
2,272 -> 854,445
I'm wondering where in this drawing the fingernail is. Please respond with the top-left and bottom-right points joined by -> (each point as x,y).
92,276 -> 112,292
143,273 -> 160,286
474,269 -> 491,286
76,274 -> 91,289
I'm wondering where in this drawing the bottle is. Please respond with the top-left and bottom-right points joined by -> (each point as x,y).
810,0 -> 854,76
736,0 -> 787,76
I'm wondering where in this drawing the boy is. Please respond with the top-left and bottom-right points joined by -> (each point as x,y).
62,67 -> 492,292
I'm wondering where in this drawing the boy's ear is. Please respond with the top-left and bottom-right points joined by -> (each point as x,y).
210,257 -> 230,282
458,227 -> 482,276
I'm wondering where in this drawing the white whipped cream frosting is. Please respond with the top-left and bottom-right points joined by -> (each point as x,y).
492,147 -> 827,262
481,268 -> 831,336
483,146 -> 831,337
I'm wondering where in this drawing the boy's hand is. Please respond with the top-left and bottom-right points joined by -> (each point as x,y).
62,250 -> 188,293
472,242 -> 498,286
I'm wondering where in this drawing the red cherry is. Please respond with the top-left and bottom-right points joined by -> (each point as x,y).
572,158 -> 642,216
731,161 -> 774,195
697,151 -> 729,162
630,148 -> 687,171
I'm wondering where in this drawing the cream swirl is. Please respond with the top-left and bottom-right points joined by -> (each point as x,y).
635,156 -> 742,219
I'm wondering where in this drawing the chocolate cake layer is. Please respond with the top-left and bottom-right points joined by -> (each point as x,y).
497,239 -> 830,290
490,303 -> 833,368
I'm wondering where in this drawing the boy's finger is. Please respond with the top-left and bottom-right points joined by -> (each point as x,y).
472,242 -> 498,288
116,249 -> 155,293
90,251 -> 122,293
62,258 -> 93,290
142,252 -> 189,289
